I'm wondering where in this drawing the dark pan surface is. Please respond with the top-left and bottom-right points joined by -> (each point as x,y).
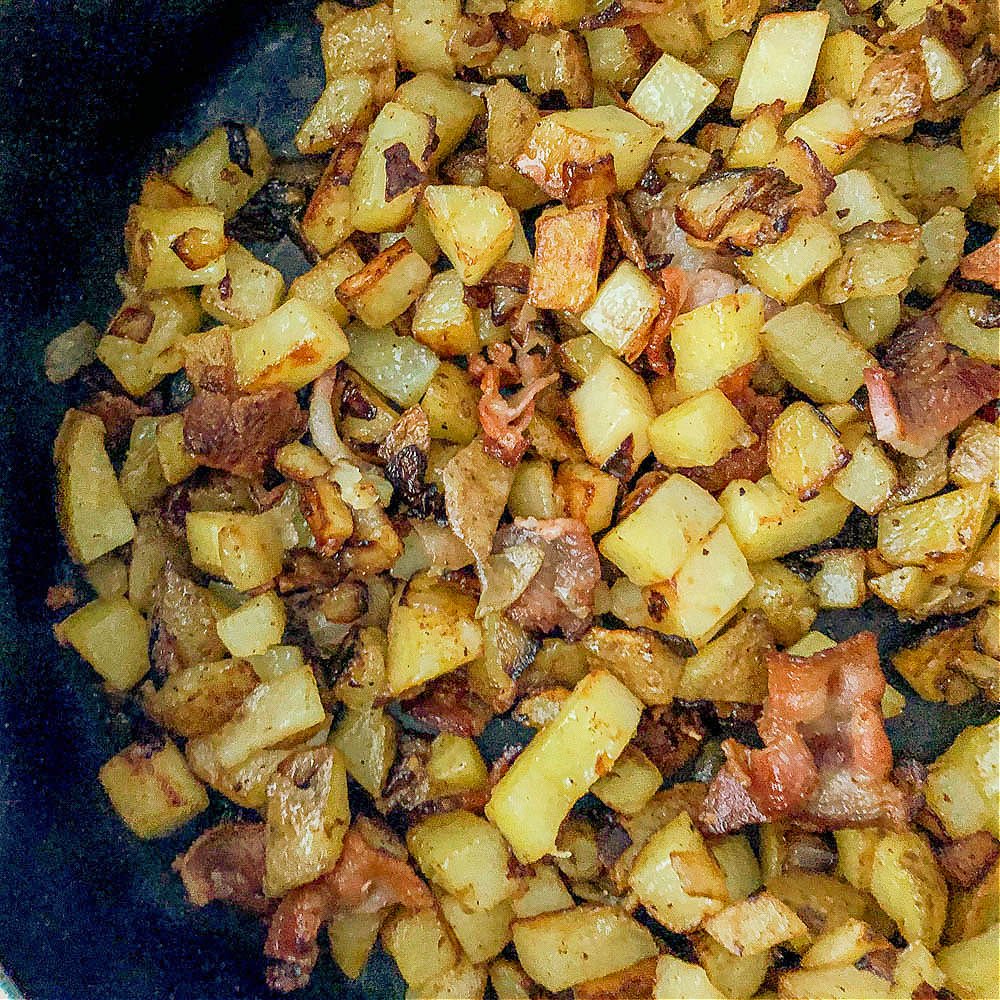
0,3 -> 994,998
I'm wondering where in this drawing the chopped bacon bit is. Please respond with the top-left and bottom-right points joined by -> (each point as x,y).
174,822 -> 271,916
935,831 -> 999,889
634,703 -> 707,776
80,391 -> 152,450
959,235 -> 1000,289
865,317 -> 999,458
403,669 -> 494,737
644,265 -> 688,373
473,342 -> 559,466
182,388 -> 307,479
701,633 -> 909,833
264,826 -> 432,991
494,517 -> 600,639
46,583 -> 79,611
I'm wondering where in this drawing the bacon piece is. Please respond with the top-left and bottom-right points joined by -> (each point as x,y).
182,388 -> 307,478
960,235 -> 1000,289
174,822 -> 270,916
935,831 -> 999,889
473,343 -> 558,466
264,825 -> 432,992
494,517 -> 600,640
701,633 -> 908,833
403,669 -> 494,737
680,366 -> 781,493
80,391 -> 152,450
864,318 -> 999,458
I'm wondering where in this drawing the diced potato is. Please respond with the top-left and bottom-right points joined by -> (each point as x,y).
350,102 -> 435,233
144,657 -> 258,738
345,325 -> 441,407
629,811 -> 729,931
54,410 -> 135,564
600,474 -> 723,586
696,933 -> 770,998
382,907 -> 459,989
200,242 -> 285,328
653,954 -> 725,999
438,891 -> 511,964
154,414 -> 199,485
579,626 -> 684,705
705,892 -> 808,957
230,298 -> 349,392
170,125 -> 270,218
126,204 -> 228,291
833,436 -> 898,514
891,941 -> 947,998
264,747 -> 350,897
650,388 -> 756,468
785,99 -> 866,174
328,911 -> 383,979
555,461 -> 618,534
712,835 -> 763,903
810,550 -> 867,609
99,739 -> 208,839
487,670 -> 642,863
393,72 -> 483,164
672,292 -> 763,396
826,169 -> 915,235
731,11 -> 829,118
216,591 -> 286,658
767,402 -> 849,500
761,302 -> 874,403
408,810 -> 516,911
512,905 -> 658,992
331,706 -> 397,797
925,719 -> 999,839
720,475 -> 852,562
386,578 -> 483,696
118,416 -> 167,513
337,238 -> 432,327
300,142 -> 356,255
295,71 -> 388,155
427,733 -> 488,798
766,871 -> 894,942
484,80 -> 546,211
877,484 -> 991,569
677,612 -> 772,703
186,667 -> 326,775
820,223 -> 923,304
800,917 -> 884,968
319,2 -> 394,75
507,459 -> 561,520
652,523 -> 755,643
736,216 -> 842,303
960,90 -> 999,196
869,831 -> 948,947
412,269 -> 479,357
592,747 -> 663,816
950,419 -> 1000,502
511,864 -> 573,920
420,362 -> 479,445
186,510 -> 285,591
936,923 -> 1000,1000
56,596 -> 149,691
515,106 -> 663,199
489,958 -> 534,1000
392,0 -> 459,74
842,294 -> 901,349
937,291 -> 1000,364
380,204 -> 441,264
530,204 -> 607,314
570,355 -> 656,472
423,185 -> 516,285
815,30 -> 879,103
779,965 -> 891,998
580,260 -> 661,357
627,53 -> 718,140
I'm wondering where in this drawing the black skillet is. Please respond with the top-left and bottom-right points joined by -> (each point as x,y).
0,2 -> 994,998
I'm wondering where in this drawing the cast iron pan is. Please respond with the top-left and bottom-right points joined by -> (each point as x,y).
0,3 -> 995,998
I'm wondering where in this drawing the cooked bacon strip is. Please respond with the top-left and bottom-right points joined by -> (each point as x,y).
183,388 -> 307,478
264,825 -> 432,992
701,633 -> 909,833
174,822 -> 271,916
864,317 -> 999,458
959,235 -> 1000,289
473,343 -> 558,466
403,669 -> 494,737
494,517 -> 600,640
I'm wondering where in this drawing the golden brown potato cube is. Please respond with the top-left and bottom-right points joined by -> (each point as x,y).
54,409 -> 136,565
737,216 -> 842,303
925,719 -> 999,839
810,549 -> 867,609
126,204 -> 228,291
99,739 -> 208,839
331,706 -> 397,798
336,238 -> 432,327
381,906 -> 460,989
627,52 -> 718,141
411,269 -> 479,356
484,80 -> 546,211
394,72 -> 484,166
295,70 -> 392,156
767,402 -> 850,500
56,595 -> 150,691
319,2 -> 395,76
554,461 -> 618,534
391,0 -> 459,75
704,892 -> 808,956
421,362 -> 480,444
328,911 -> 383,980
580,260 -> 661,358
528,203 -> 607,313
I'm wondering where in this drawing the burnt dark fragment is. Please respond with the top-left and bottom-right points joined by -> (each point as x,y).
384,444 -> 444,518
601,434 -> 634,482
221,120 -> 252,174
227,178 -> 310,243
383,142 -> 426,201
